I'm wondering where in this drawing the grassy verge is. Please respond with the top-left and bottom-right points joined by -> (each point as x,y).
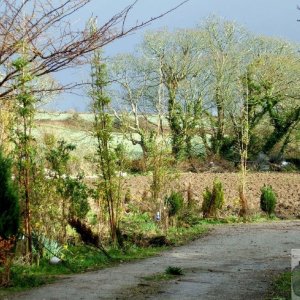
266,271 -> 291,300
0,214 -> 279,297
0,223 -> 207,297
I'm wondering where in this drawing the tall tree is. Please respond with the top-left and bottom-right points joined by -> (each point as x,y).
142,28 -> 205,159
12,53 -> 36,261
231,37 -> 300,159
90,47 -> 123,244
200,17 -> 250,157
109,53 -> 159,159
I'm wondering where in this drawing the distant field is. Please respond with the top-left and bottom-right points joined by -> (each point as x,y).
34,112 -> 143,174
36,112 -> 95,122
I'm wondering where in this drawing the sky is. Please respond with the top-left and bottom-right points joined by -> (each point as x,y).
47,0 -> 300,112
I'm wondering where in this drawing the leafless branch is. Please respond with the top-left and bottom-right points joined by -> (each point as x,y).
0,0 -> 189,99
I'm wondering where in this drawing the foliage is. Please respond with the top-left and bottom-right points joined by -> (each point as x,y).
167,224 -> 209,245
45,138 -> 90,243
147,138 -> 175,230
202,179 -> 224,218
45,140 -> 76,176
32,235 -> 63,260
165,266 -> 184,276
0,221 -> 210,293
0,237 -> 16,286
142,29 -> 204,160
267,271 -> 291,300
120,209 -> 159,237
90,43 -> 125,245
165,192 -> 184,217
0,150 -> 19,239
12,53 -> 37,262
260,185 -> 277,216
63,175 -> 90,219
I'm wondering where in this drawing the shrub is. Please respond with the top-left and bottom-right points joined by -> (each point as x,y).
202,179 -> 224,218
165,266 -> 183,276
0,150 -> 19,286
260,185 -> 277,216
0,150 -> 19,239
165,192 -> 184,217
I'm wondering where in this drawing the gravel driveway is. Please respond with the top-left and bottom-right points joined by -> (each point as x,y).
7,221 -> 300,300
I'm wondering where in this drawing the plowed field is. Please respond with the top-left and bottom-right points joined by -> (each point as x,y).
123,172 -> 300,217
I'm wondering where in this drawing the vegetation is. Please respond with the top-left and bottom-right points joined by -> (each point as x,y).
165,192 -> 184,218
202,179 -> 225,218
144,266 -> 184,282
0,150 -> 20,286
165,266 -> 184,276
89,44 -> 125,245
0,0 -> 297,295
0,150 -> 20,239
260,185 -> 277,216
267,271 -> 291,300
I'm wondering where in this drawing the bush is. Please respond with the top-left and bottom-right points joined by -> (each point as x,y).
260,185 -> 277,216
202,179 -> 224,218
165,192 -> 184,217
0,150 -> 19,239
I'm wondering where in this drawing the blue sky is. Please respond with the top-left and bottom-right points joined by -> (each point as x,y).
49,0 -> 300,111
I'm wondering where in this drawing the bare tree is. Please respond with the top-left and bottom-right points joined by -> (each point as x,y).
141,28 -> 205,159
0,0 -> 189,101
110,53 -> 163,159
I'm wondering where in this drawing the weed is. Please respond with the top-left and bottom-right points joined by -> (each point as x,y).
165,266 -> 183,276
267,271 -> 291,300
143,266 -> 183,282
143,272 -> 174,281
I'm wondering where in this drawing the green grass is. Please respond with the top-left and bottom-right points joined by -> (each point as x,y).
143,266 -> 184,282
0,244 -> 165,297
167,223 -> 209,245
0,215 -> 281,297
266,271 -> 291,300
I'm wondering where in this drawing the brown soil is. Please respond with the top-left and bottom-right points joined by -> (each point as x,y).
123,172 -> 300,218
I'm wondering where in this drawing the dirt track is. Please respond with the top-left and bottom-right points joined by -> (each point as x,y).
8,221 -> 300,300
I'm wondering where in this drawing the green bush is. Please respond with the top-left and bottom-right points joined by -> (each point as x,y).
202,179 -> 224,218
165,192 -> 184,217
0,150 -> 19,238
260,185 -> 277,216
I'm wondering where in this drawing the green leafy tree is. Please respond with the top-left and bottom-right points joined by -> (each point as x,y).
12,53 -> 37,262
90,44 -> 124,244
230,37 -> 300,160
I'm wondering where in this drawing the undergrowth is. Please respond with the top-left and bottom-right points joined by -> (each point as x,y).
266,271 -> 291,300
0,213 -> 281,297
